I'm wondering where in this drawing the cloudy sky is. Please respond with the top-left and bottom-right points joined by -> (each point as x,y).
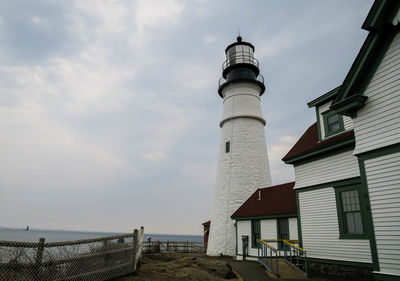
0,0 -> 373,235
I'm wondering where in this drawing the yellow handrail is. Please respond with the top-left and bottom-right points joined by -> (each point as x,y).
283,240 -> 306,253
257,239 -> 306,253
260,239 -> 299,243
257,239 -> 277,252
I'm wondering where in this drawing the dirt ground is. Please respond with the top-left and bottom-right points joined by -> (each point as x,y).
113,253 -> 373,281
114,252 -> 239,281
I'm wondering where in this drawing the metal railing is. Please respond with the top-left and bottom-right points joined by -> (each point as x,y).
222,51 -> 259,71
0,227 -> 144,281
282,240 -> 307,276
218,74 -> 264,88
257,240 -> 279,277
257,239 -> 307,277
143,241 -> 205,253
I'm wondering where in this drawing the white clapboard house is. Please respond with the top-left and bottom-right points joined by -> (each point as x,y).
281,1 -> 400,280
231,182 -> 297,261
226,0 -> 400,279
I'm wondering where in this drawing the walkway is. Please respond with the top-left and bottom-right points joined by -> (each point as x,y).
228,259 -> 369,281
228,260 -> 276,281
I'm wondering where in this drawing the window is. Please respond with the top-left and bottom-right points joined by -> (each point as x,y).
227,47 -> 236,66
340,190 -> 363,234
327,114 -> 340,132
277,218 -> 289,250
225,141 -> 230,153
335,186 -> 366,239
251,220 -> 261,248
323,110 -> 344,137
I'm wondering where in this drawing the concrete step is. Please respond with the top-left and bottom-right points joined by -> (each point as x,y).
277,258 -> 307,280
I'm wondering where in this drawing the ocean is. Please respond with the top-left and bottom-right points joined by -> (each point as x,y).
0,227 -> 203,244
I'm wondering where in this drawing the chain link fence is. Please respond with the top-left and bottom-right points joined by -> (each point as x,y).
0,227 -> 144,281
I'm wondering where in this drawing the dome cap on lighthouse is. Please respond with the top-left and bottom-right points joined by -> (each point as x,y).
225,36 -> 255,54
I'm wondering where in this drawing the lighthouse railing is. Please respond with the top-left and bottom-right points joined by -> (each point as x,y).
222,51 -> 259,70
218,74 -> 264,88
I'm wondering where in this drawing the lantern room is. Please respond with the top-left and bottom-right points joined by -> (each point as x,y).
218,36 -> 265,97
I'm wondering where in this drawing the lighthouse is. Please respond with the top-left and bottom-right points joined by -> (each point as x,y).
207,36 -> 272,256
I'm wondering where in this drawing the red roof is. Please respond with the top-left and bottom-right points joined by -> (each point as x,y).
231,182 -> 296,219
282,122 -> 354,162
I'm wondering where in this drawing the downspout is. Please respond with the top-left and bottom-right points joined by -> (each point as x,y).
235,220 -> 238,257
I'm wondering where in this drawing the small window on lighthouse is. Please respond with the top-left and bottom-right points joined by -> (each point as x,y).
225,141 -> 230,153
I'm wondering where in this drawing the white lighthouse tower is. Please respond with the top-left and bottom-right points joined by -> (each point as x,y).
207,36 -> 272,256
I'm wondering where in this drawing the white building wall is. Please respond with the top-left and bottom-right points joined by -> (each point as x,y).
294,150 -> 360,189
208,82 -> 272,257
318,101 -> 353,140
343,115 -> 353,132
365,152 -> 400,275
318,101 -> 330,140
353,32 -> 400,155
236,218 -> 298,259
237,220 -> 253,257
299,188 -> 372,263
236,219 -> 276,259
261,219 -> 278,249
289,218 -> 298,240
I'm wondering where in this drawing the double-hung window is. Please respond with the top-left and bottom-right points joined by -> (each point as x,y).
323,110 -> 344,137
335,186 -> 366,239
327,114 -> 340,132
251,220 -> 261,248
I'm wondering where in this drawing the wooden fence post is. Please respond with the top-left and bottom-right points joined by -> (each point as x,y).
35,238 -> 45,280
138,226 -> 144,259
132,229 -> 139,272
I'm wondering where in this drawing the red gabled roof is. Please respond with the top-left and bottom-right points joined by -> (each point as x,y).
231,182 -> 296,219
282,122 -> 354,162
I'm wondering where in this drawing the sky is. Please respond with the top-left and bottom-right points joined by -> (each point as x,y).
0,0 -> 374,235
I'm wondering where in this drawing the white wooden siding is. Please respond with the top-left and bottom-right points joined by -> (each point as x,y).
353,32 -> 400,154
237,220 -> 259,257
318,101 -> 331,140
294,150 -> 360,189
237,218 -> 297,257
289,218 -> 298,240
343,116 -> 353,131
365,152 -> 400,275
318,101 -> 331,114
236,220 -> 277,257
261,219 -> 278,249
318,101 -> 353,140
299,188 -> 372,263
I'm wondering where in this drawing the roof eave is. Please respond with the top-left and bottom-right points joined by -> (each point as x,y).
332,0 -> 400,113
232,213 -> 298,220
362,0 -> 400,31
330,94 -> 368,118
282,136 -> 355,165
307,86 -> 341,108
362,0 -> 388,31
